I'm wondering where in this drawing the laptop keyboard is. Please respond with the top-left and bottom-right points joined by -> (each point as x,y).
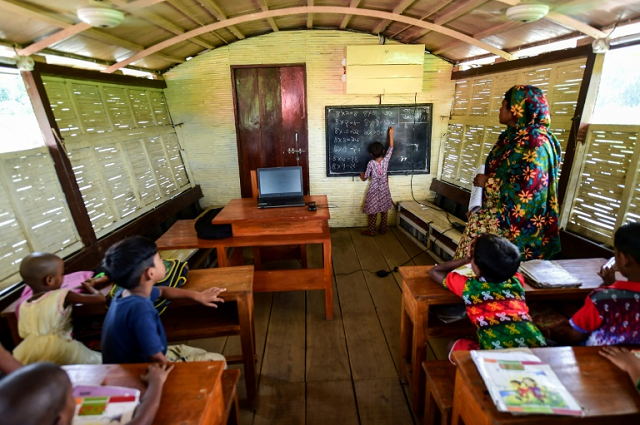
258,196 -> 305,207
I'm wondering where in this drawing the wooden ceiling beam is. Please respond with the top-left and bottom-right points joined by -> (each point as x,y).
0,0 -> 182,64
111,0 -> 214,50
104,5 -> 516,73
434,0 -> 490,26
256,0 -> 279,32
307,0 -> 314,29
199,0 -> 246,39
18,23 -> 92,56
391,0 -> 453,41
372,0 -> 417,35
340,0 -> 361,30
431,21 -> 521,55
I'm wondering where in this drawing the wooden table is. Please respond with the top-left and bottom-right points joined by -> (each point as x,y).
64,361 -> 226,425
156,195 -> 334,319
1,265 -> 258,409
451,346 -> 640,424
399,260 -> 608,416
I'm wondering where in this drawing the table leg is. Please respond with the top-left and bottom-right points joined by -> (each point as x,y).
216,246 -> 228,267
411,306 -> 427,416
323,239 -> 334,320
237,293 -> 258,409
400,295 -> 411,384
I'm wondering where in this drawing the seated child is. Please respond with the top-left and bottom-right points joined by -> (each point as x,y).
429,234 -> 547,356
101,236 -> 227,364
0,361 -> 173,425
13,253 -> 104,365
544,222 -> 640,346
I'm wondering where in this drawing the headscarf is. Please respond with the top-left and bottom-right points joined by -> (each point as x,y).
486,85 -> 561,174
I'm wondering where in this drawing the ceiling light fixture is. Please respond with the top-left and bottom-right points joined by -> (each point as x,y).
77,6 -> 124,28
506,2 -> 550,23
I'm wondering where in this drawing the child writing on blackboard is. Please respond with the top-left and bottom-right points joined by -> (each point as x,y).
360,126 -> 394,237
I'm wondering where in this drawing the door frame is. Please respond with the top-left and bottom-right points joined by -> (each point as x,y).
230,63 -> 309,197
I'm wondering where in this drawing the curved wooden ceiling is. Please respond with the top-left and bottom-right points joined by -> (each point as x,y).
1,0 -> 639,73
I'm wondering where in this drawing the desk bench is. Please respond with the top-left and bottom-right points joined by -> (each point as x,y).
156,195 -> 334,320
399,261 -> 606,416
64,361 -> 227,425
452,346 -> 640,425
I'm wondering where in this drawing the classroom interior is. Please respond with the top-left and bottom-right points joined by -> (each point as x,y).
1,1 -> 640,424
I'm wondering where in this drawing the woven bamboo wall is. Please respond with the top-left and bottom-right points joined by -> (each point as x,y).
163,30 -> 454,227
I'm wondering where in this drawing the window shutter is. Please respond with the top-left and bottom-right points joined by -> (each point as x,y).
42,77 -> 192,237
0,148 -> 82,289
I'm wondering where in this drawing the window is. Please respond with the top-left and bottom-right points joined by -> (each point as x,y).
563,45 -> 640,244
442,58 -> 586,189
0,70 -> 45,153
42,77 -> 191,237
0,71 -> 82,290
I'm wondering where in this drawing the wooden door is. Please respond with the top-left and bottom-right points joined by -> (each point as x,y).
232,65 -> 309,198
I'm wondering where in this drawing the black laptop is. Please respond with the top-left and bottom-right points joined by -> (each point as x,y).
257,166 -> 306,208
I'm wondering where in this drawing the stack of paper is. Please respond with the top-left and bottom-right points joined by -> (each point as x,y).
471,349 -> 583,416
519,260 -> 582,289
72,385 -> 140,425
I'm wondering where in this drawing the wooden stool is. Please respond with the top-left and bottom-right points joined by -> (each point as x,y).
423,360 -> 456,425
222,369 -> 241,425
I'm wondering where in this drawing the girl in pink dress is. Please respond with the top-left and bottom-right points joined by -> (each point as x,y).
360,126 -> 394,236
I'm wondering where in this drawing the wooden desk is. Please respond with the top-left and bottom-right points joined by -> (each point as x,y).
156,195 -> 334,319
1,266 -> 258,409
64,361 -> 226,425
399,260 -> 606,416
451,346 -> 640,425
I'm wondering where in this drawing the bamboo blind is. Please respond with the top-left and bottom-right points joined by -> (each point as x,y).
163,30 -> 455,227
42,77 -> 191,238
444,58 -> 586,190
0,147 -> 82,290
565,125 -> 640,244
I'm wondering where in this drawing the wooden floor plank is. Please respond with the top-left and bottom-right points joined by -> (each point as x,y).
350,228 -> 404,374
260,291 -> 306,384
306,380 -> 359,425
253,382 -> 305,425
354,378 -> 415,425
332,229 -> 398,380
373,227 -> 422,290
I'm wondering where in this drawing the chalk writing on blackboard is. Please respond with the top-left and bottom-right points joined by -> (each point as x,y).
325,104 -> 432,177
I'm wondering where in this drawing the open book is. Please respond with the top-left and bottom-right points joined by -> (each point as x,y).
72,385 -> 140,425
471,349 -> 583,416
519,260 -> 582,289
468,165 -> 484,213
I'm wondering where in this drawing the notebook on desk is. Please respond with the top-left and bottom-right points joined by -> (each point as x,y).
257,166 -> 306,208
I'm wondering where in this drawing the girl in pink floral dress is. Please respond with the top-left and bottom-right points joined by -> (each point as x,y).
360,126 -> 394,236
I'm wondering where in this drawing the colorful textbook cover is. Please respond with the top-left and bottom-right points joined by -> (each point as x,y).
72,385 -> 140,425
471,349 -> 583,416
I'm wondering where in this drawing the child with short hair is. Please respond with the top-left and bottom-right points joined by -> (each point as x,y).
359,126 -> 394,237
545,222 -> 640,346
0,361 -> 173,425
429,234 -> 547,357
13,253 -> 104,365
101,236 -> 226,364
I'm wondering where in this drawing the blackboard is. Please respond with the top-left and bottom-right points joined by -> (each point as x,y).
325,104 -> 432,177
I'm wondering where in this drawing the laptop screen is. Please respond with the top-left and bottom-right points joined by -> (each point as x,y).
257,166 -> 303,198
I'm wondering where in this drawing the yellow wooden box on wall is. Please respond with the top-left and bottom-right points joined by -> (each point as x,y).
345,45 -> 425,94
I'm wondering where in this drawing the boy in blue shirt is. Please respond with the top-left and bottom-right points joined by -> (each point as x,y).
101,236 -> 226,364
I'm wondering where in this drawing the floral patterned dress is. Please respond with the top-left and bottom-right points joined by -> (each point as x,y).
455,85 -> 561,260
363,146 -> 393,214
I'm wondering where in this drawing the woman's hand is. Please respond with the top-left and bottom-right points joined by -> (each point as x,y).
473,174 -> 489,188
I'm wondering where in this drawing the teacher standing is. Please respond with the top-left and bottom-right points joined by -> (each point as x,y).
455,85 -> 561,260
